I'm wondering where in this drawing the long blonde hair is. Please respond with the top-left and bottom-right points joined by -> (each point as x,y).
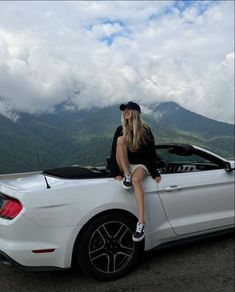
121,110 -> 148,152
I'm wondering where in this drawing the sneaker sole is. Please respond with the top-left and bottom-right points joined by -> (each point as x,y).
122,183 -> 132,190
132,234 -> 145,242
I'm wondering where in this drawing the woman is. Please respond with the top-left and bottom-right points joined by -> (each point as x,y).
110,101 -> 161,242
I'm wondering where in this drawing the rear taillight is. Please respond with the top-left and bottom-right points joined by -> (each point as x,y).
0,193 -> 23,220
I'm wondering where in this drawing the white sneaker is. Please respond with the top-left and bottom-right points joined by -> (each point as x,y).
122,175 -> 132,190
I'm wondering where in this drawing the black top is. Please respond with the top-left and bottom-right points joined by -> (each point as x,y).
44,166 -> 107,179
110,125 -> 161,178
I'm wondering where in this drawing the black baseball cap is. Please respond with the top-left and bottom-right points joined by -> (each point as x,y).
119,101 -> 141,113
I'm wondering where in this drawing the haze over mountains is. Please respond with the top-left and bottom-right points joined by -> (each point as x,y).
0,101 -> 234,174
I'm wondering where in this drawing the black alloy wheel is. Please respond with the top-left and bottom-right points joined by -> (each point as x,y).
76,212 -> 144,281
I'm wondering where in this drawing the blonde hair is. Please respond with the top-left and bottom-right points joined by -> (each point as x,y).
121,110 -> 149,152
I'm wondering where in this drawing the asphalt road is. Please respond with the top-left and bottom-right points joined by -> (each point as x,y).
0,233 -> 234,292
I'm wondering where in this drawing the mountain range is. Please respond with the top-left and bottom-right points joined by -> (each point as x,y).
0,101 -> 234,174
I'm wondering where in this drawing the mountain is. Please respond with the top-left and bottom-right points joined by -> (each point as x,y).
0,102 -> 234,174
149,102 -> 234,158
152,102 -> 233,137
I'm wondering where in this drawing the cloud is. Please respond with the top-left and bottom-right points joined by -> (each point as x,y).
0,0 -> 234,123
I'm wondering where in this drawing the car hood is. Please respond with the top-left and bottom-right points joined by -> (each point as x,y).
0,172 -> 61,191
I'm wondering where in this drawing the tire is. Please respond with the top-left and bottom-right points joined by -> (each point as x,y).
76,212 -> 144,281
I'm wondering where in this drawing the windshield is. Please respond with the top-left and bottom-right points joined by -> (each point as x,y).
156,145 -> 224,169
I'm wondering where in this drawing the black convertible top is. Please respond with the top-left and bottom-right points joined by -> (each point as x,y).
43,166 -> 109,179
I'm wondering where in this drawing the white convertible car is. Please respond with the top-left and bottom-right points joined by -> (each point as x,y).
0,144 -> 234,281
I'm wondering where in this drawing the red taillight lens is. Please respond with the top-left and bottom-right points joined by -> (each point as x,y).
0,194 -> 23,220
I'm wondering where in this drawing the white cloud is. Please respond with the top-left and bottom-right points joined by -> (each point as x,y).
0,0 -> 234,123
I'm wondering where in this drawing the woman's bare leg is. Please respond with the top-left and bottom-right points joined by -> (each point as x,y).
116,136 -> 130,176
131,167 -> 146,224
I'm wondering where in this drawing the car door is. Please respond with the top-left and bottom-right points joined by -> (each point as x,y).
156,146 -> 234,235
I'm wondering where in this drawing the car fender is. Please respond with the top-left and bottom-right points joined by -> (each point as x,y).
63,202 -> 138,268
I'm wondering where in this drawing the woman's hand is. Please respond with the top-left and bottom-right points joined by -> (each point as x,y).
155,176 -> 161,183
115,176 -> 123,181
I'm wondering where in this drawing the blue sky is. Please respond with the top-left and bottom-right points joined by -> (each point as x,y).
0,0 -> 234,123
100,1 -> 217,45
175,0 -> 209,13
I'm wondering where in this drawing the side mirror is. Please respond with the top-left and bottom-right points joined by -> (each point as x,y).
225,162 -> 235,173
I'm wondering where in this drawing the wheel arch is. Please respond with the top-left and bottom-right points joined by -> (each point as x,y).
71,208 -> 138,267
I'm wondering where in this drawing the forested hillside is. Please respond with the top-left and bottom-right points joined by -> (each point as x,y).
0,102 -> 234,174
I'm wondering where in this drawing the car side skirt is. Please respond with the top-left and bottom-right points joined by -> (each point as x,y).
148,227 -> 235,253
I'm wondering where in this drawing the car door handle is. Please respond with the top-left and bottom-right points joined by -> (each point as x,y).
164,185 -> 184,192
